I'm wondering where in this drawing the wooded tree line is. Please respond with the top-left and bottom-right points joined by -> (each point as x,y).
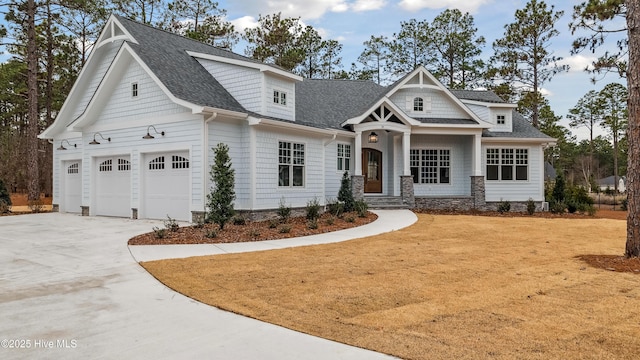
0,0 -> 631,202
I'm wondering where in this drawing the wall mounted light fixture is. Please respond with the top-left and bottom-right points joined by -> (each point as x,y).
57,139 -> 77,150
89,132 -> 111,145
142,125 -> 165,139
368,131 -> 379,143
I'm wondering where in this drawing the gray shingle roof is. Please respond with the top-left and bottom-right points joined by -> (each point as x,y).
450,89 -> 506,103
114,16 -> 552,140
295,79 -> 387,130
414,118 -> 479,125
482,111 -> 554,139
115,15 -> 249,113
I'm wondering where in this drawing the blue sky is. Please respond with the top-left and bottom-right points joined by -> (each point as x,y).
219,0 -> 626,141
0,0 -> 626,140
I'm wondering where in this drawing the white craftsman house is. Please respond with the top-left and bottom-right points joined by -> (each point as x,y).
40,15 -> 555,222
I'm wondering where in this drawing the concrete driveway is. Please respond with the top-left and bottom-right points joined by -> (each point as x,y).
0,213 -> 395,359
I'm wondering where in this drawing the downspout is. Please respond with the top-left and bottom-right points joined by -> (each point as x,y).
202,112 -> 218,217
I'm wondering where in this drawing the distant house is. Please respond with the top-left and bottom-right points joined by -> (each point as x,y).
39,15 -> 555,222
597,176 -> 626,193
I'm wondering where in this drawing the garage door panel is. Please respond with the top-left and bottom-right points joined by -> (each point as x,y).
63,161 -> 82,213
95,157 -> 131,217
144,152 -> 190,221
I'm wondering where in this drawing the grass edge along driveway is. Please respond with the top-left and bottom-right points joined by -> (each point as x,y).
141,214 -> 640,360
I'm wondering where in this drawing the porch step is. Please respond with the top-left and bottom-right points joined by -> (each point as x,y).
364,196 -> 410,209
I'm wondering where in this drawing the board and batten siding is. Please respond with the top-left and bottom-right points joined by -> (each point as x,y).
411,135 -> 473,197
253,128 -> 324,209
98,61 -> 186,124
196,59 -> 263,113
71,40 -> 123,120
208,118 -> 251,209
389,88 -> 470,120
482,143 -> 544,202
265,75 -> 295,121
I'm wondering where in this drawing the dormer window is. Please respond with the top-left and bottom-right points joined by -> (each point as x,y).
496,115 -> 505,125
273,90 -> 287,106
132,82 -> 139,98
413,97 -> 424,112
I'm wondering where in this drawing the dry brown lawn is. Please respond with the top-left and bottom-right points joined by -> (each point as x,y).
141,214 -> 640,359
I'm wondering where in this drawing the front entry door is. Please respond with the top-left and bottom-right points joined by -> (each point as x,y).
362,148 -> 382,193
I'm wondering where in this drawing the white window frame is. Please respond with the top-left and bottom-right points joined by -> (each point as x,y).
337,143 -> 351,172
486,148 -> 529,181
496,114 -> 506,125
273,89 -> 287,106
413,97 -> 424,112
131,82 -> 139,98
410,148 -> 451,184
278,141 -> 305,187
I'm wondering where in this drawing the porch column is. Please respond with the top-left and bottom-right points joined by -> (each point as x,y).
355,131 -> 362,176
473,133 -> 482,176
403,131 -> 411,176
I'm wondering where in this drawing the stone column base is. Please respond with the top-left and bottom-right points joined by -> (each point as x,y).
351,175 -> 364,201
192,211 -> 206,224
470,175 -> 486,209
400,175 -> 415,207
52,204 -> 59,212
131,208 -> 138,220
81,206 -> 90,216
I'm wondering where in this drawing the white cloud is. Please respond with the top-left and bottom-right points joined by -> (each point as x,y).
398,0 -> 492,13
230,16 -> 259,33
332,3 -> 349,12
557,54 -> 596,73
352,0 -> 387,12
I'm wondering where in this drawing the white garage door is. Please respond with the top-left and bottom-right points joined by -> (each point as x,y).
144,152 -> 190,221
63,161 -> 82,213
95,156 -> 131,217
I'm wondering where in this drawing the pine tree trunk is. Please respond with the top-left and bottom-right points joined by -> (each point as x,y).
626,0 -> 640,257
26,0 -> 40,203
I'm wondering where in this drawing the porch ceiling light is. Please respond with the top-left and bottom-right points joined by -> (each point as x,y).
57,139 -> 77,150
142,125 -> 165,139
368,131 -> 379,143
89,132 -> 111,145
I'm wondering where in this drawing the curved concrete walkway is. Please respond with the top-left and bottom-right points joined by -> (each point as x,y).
0,210 -> 416,360
130,209 -> 418,262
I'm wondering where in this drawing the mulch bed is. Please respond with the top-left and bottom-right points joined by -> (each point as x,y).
129,211 -> 377,245
577,254 -> 640,274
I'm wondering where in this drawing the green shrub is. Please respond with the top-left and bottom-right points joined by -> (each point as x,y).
526,198 -> 536,215
354,199 -> 368,217
152,226 -> 167,239
566,200 -> 578,213
306,197 -> 321,221
206,143 -> 236,230
268,219 -> 279,229
249,229 -> 260,239
164,216 -> 179,232
232,215 -> 246,226
497,199 -> 511,214
205,229 -> 218,238
344,215 -> 355,223
549,200 -> 566,214
325,216 -> 335,225
279,224 -> 291,234
326,198 -> 344,217
337,171 -> 355,212
277,197 -> 291,223
307,218 -> 318,229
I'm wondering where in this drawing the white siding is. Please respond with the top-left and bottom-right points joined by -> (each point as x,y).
71,41 -> 123,120
265,75 -> 295,121
390,88 -> 469,119
483,143 -> 544,201
253,127 -> 324,209
324,136 -> 354,201
81,118 -> 203,215
197,59 -> 263,113
411,135 -> 473,196
208,119 -> 251,208
99,61 -> 186,125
